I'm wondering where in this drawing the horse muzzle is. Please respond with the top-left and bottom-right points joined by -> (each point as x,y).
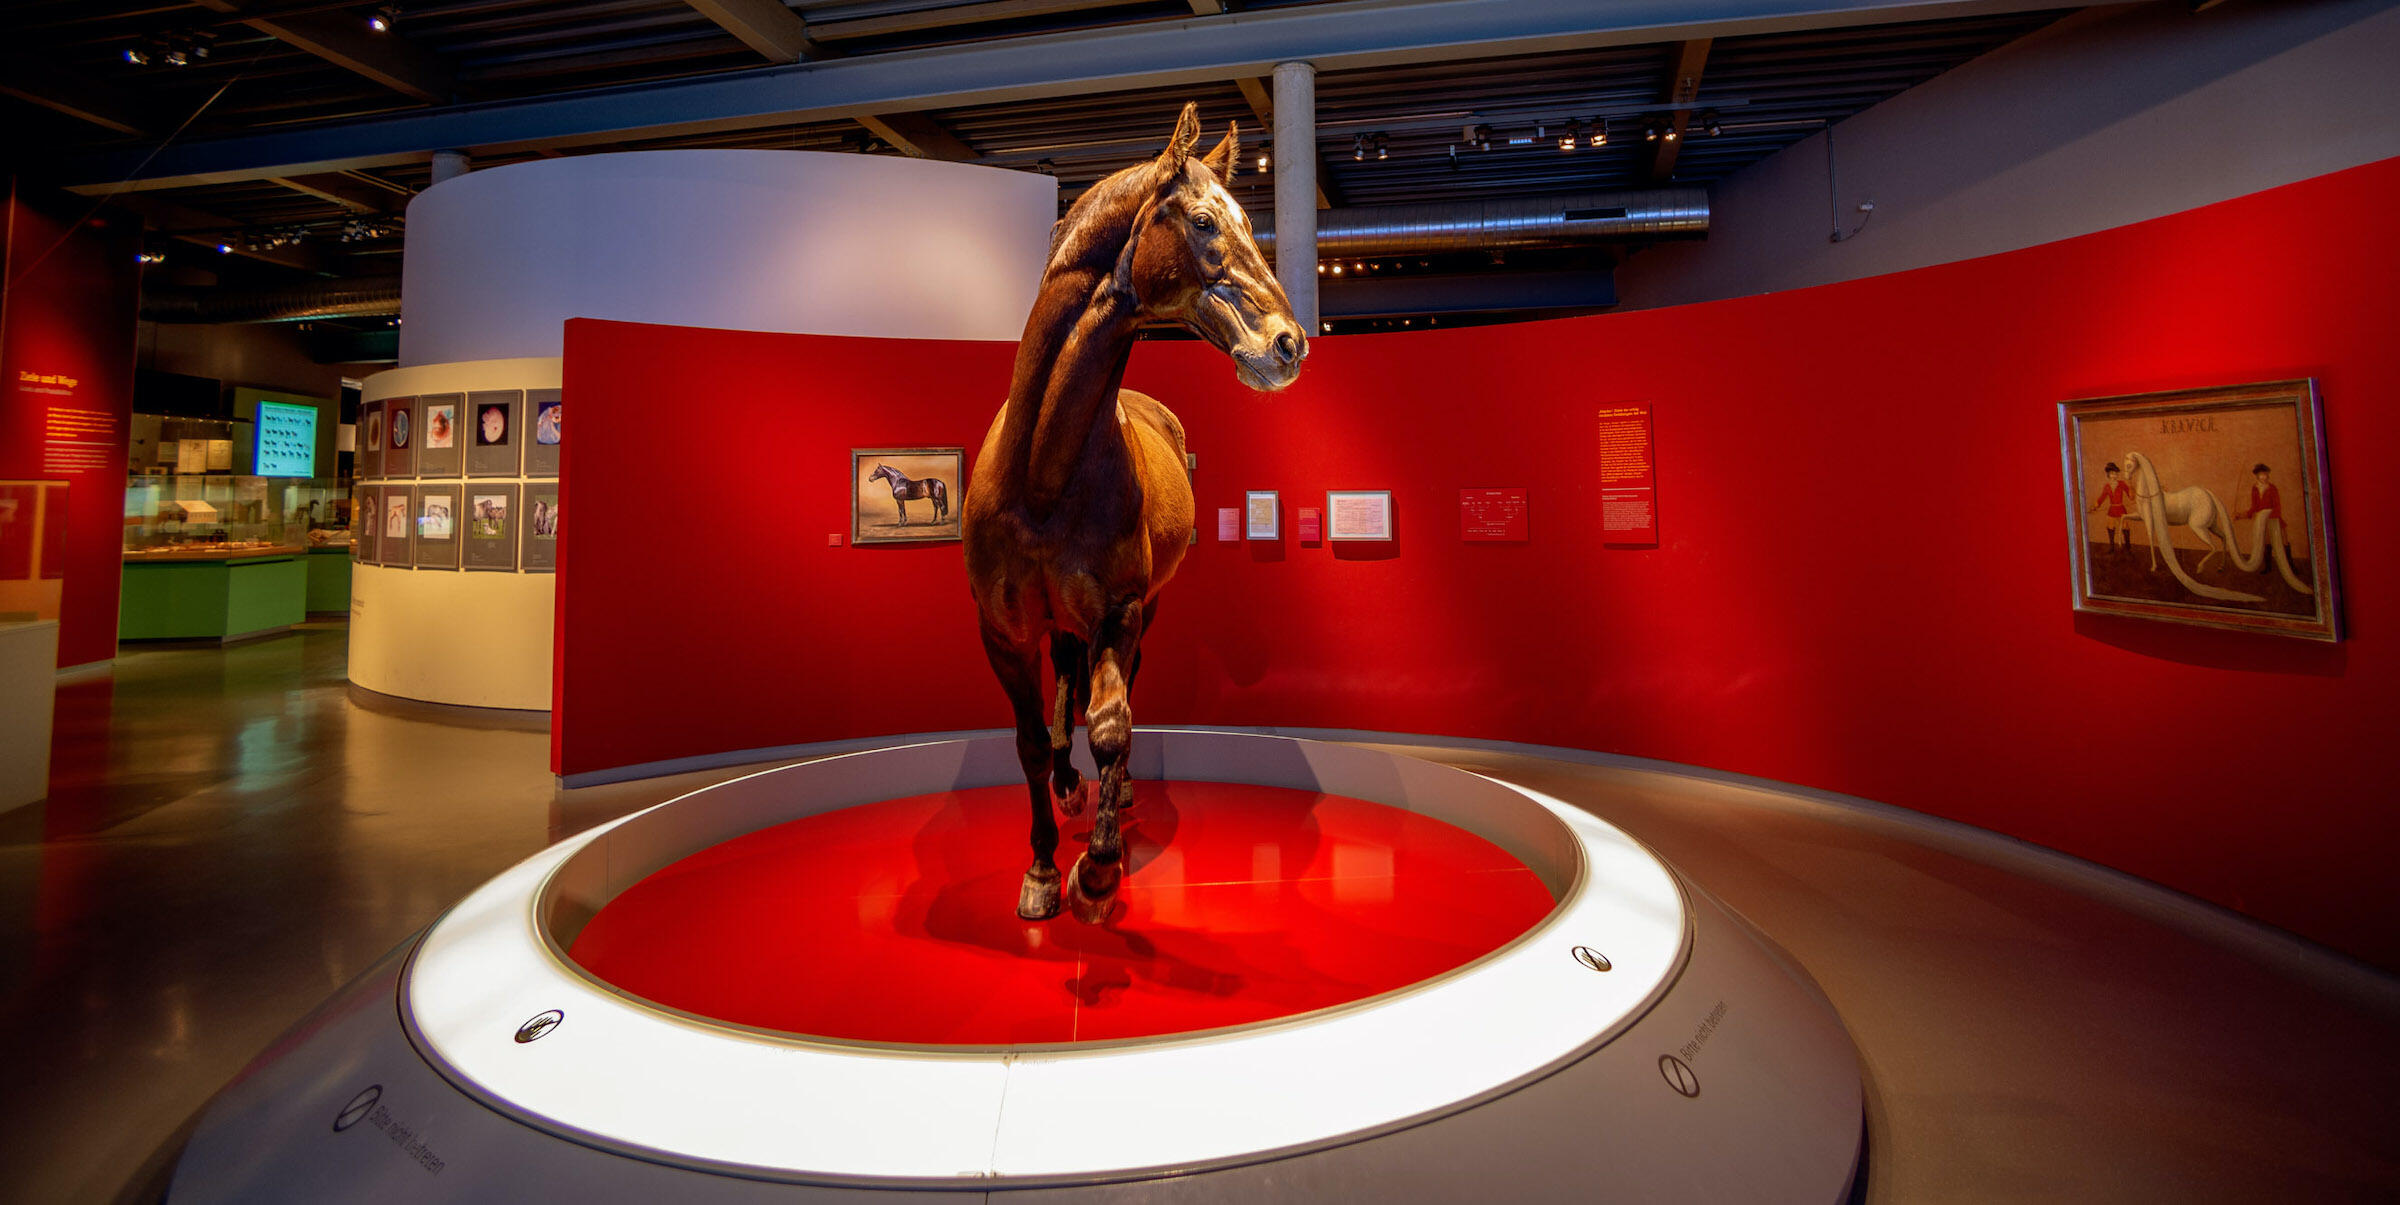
1232,327 -> 1307,392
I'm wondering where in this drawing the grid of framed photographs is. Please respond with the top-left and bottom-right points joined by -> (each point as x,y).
355,387 -> 558,574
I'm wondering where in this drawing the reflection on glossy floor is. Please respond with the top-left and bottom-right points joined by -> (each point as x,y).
571,782 -> 1552,1044
3,626 -> 2397,1203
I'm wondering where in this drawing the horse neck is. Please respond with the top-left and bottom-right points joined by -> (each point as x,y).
993,264 -> 1143,513
2130,456 -> 2161,497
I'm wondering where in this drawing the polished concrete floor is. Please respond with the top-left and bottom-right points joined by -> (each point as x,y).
3,627 -> 2397,1203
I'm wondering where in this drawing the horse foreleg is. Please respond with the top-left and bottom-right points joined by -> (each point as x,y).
1047,633 -> 1090,816
982,625 -> 1062,920
1067,599 -> 1142,925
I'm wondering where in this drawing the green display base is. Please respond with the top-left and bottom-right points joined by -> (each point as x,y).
305,547 -> 354,614
120,556 -> 308,642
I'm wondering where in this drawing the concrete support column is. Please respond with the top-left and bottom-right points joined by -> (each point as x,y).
1271,60 -> 1319,333
430,150 -> 472,185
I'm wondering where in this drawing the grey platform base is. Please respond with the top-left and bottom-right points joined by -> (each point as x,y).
157,732 -> 1864,1203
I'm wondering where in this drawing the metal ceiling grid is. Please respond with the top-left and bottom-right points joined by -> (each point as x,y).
0,0 -> 2081,340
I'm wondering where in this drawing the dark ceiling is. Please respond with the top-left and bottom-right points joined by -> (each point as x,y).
1,1 -> 2078,350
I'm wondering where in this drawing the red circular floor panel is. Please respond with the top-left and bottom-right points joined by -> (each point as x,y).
568,781 -> 1556,1045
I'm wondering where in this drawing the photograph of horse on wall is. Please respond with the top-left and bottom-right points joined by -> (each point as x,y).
2059,380 -> 2339,641
852,447 -> 963,545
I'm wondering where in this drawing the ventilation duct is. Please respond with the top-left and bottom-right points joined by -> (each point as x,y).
141,278 -> 402,324
1254,188 -> 1708,257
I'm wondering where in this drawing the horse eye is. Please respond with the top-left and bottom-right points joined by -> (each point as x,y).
1193,213 -> 1215,231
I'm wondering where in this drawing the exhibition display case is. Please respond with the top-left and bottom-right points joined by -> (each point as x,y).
120,476 -> 349,640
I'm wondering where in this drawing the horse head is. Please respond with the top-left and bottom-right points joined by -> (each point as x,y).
1075,103 -> 1307,392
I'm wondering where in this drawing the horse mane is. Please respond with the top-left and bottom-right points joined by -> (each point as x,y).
1046,164 -> 1155,276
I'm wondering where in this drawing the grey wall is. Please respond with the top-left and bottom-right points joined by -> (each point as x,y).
1617,0 -> 2400,309
138,320 -> 344,399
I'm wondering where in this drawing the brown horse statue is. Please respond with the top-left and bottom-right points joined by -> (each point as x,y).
963,103 -> 1307,923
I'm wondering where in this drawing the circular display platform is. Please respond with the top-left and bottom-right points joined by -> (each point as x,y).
568,781 -> 1557,1045
403,731 -> 1696,1184
162,731 -> 1864,1201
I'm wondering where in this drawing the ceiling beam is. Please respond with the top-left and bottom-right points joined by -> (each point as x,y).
116,195 -> 353,275
679,1 -> 985,160
684,0 -> 825,61
190,0 -> 454,103
811,0 -> 1158,42
1646,38 -> 1712,184
0,62 -> 157,137
265,172 -> 410,212
854,112 -> 979,161
65,0 -> 2122,192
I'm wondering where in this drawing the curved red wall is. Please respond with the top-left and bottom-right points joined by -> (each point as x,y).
560,156 -> 2400,969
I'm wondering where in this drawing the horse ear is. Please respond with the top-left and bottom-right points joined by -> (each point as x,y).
1159,102 -> 1202,170
1201,120 -> 1239,182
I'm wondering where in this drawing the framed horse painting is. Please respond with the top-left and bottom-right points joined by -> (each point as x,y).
2057,380 -> 2339,641
851,447 -> 964,545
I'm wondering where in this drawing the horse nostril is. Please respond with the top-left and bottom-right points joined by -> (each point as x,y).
1274,332 -> 1298,365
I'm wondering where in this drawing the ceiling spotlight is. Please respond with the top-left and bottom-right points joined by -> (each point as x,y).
1663,125 -> 1680,143
1330,263 -> 1343,275
1373,133 -> 1388,160
122,46 -> 149,66
1352,134 -> 1367,162
1590,118 -> 1608,148
368,5 -> 399,33
1559,123 -> 1578,152
135,250 -> 167,266
1473,124 -> 1493,151
215,242 -> 233,254
1256,154 -> 1270,171
162,47 -> 188,67
1698,110 -> 1722,137
1643,121 -> 1662,143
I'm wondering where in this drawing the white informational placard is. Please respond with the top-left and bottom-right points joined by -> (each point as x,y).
1327,490 -> 1394,541
1245,490 -> 1280,540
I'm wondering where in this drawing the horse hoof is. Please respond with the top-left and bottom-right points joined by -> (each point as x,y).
1065,853 -> 1119,925
1056,780 -> 1090,818
1017,866 -> 1061,921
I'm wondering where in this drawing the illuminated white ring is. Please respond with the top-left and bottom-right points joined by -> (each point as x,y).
400,730 -> 1689,1187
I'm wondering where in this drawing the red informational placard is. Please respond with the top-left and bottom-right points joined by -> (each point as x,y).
1459,488 -> 1528,541
1596,404 -> 1656,544
1216,507 -> 1240,541
1298,507 -> 1322,544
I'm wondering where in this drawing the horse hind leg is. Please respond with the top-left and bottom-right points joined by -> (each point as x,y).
982,626 -> 1062,920
1047,634 -> 1090,816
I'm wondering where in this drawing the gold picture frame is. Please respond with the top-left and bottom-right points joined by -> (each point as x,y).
2058,380 -> 2338,641
851,447 -> 964,545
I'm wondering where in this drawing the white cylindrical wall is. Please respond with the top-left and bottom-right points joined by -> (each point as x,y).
353,358 -> 560,711
399,150 -> 1057,365
364,150 -> 1055,710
